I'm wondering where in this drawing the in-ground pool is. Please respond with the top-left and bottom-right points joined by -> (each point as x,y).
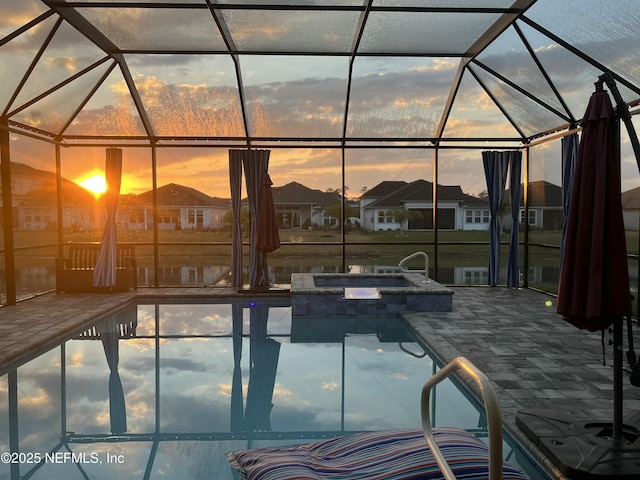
0,298 -> 549,480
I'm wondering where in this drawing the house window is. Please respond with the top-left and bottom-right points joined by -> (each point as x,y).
129,211 -> 144,223
520,209 -> 537,226
187,209 -> 204,228
464,270 -> 488,284
378,210 -> 394,223
465,210 -> 490,224
158,209 -> 178,224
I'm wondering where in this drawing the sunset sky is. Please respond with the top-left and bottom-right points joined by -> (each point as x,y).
1,1 -> 639,199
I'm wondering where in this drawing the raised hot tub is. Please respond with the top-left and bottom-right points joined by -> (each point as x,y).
291,273 -> 453,317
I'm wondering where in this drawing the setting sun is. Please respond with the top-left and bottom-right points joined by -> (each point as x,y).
77,173 -> 106,196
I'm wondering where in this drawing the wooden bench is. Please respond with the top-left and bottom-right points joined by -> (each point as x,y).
56,244 -> 137,294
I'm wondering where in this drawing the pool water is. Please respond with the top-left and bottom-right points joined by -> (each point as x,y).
0,299 -> 547,479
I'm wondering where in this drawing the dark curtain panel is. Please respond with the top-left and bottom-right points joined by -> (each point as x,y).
482,151 -> 510,286
560,133 -> 579,267
506,151 -> 522,288
242,150 -> 271,287
229,151 -> 244,287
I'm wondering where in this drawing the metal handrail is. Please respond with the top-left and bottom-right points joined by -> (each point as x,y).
399,251 -> 429,279
421,357 -> 504,480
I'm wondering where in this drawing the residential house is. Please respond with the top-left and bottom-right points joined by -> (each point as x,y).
360,179 -> 488,231
7,163 -> 230,232
270,181 -> 342,228
463,180 -> 564,232
20,180 -> 102,231
519,181 -> 563,230
132,183 -> 230,231
11,163 -> 103,231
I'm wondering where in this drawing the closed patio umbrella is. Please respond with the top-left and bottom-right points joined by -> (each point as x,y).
517,79 -> 640,479
256,172 -> 280,254
557,86 -> 633,445
556,89 -> 631,332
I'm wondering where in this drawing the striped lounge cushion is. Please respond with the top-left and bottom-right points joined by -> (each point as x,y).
227,428 -> 529,480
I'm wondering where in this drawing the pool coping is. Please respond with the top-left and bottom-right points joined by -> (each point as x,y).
0,287 -> 288,376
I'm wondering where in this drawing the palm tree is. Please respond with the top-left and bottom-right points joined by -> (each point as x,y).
326,202 -> 359,227
392,208 -> 421,237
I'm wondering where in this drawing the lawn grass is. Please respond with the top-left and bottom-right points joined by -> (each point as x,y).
4,226 -> 638,277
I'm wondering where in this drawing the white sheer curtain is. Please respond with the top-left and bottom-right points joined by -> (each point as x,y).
93,148 -> 122,288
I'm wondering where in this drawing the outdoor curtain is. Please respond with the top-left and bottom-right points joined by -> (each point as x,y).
482,151 -> 522,287
93,148 -> 123,288
506,151 -> 522,288
229,151 -> 244,287
243,150 -> 270,286
482,151 -> 510,287
229,149 -> 279,288
560,133 -> 578,267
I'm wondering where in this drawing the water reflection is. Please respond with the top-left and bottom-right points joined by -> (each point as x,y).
10,263 -> 568,296
241,306 -> 280,432
2,300 -> 487,479
96,317 -> 127,435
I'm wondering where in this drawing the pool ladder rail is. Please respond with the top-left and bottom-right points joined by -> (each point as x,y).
422,357 -> 504,480
399,251 -> 429,280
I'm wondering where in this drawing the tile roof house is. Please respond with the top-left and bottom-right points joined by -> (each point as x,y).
10,163 -> 102,231
360,179 -> 488,231
507,181 -> 563,230
133,183 -> 230,231
270,181 -> 342,228
522,181 -> 563,230
11,165 -> 230,232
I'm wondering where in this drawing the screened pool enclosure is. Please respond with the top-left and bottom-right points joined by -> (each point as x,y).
1,0 -> 639,305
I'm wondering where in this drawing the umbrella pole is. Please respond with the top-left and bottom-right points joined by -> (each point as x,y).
613,315 -> 624,439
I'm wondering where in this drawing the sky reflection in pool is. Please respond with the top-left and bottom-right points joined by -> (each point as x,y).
0,300 -> 497,479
